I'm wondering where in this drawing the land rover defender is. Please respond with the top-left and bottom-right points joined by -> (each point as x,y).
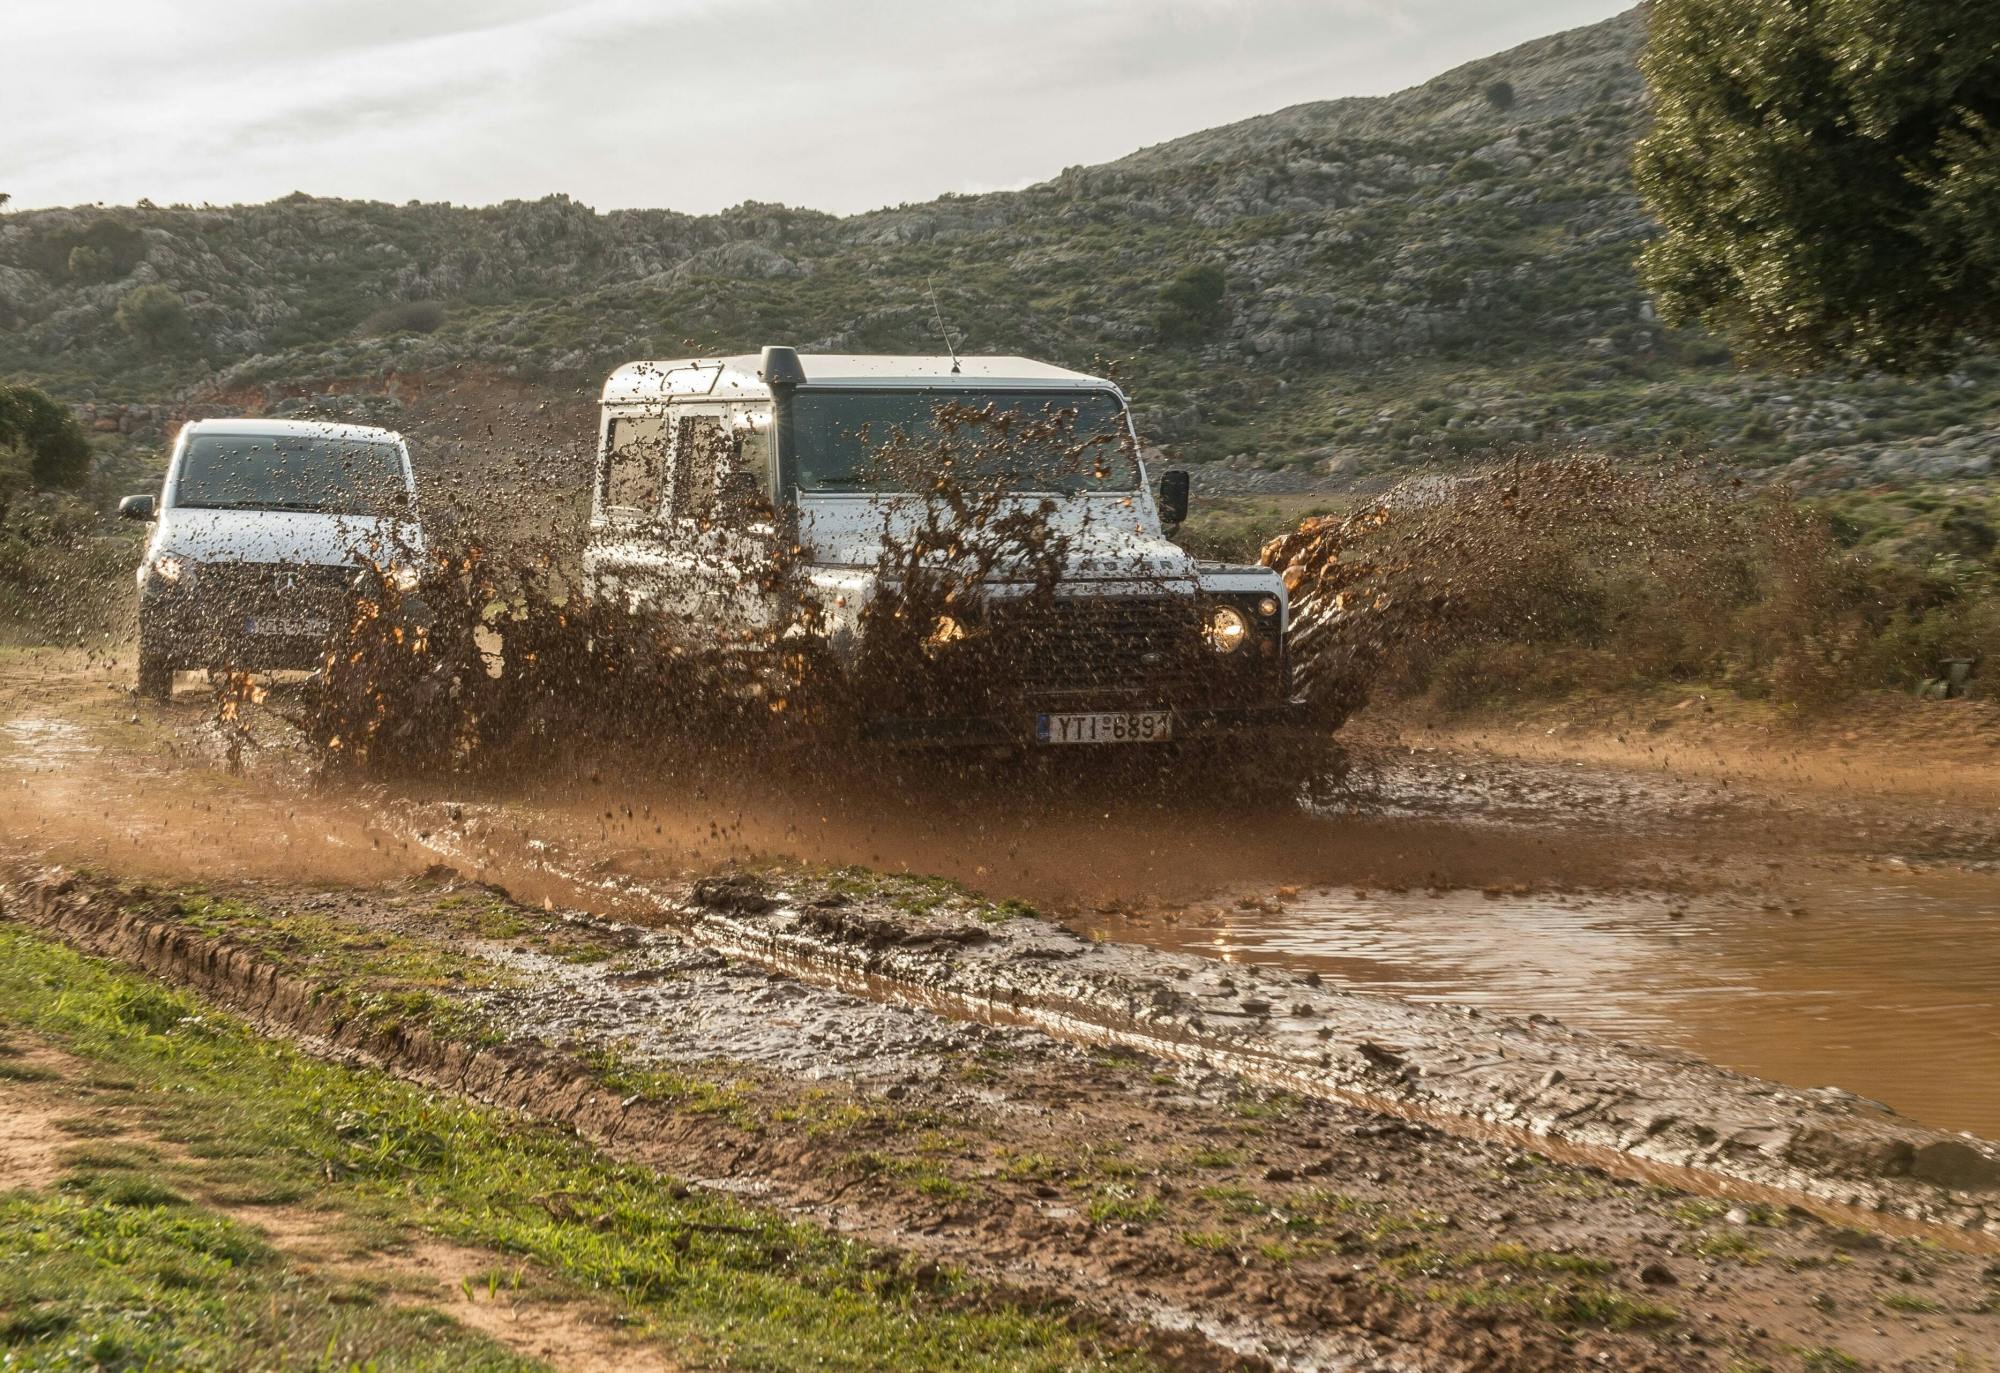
582,347 -> 1304,748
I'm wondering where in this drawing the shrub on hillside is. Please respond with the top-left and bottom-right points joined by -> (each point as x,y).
0,383 -> 91,492
116,284 -> 193,350
359,300 -> 447,336
1156,263 -> 1227,343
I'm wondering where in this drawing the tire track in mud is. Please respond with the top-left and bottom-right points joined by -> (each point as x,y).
0,863 -> 1390,1373
12,860 -> 2000,1373
381,800 -> 2000,1248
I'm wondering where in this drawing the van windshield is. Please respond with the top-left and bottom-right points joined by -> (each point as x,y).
792,388 -> 1138,494
173,434 -> 409,516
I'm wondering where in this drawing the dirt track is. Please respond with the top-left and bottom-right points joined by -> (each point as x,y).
4,647 -> 2000,1368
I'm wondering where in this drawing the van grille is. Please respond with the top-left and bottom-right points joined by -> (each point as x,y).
196,562 -> 354,616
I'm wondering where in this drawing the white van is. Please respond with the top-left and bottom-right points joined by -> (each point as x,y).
119,418 -> 424,700
584,347 -> 1304,747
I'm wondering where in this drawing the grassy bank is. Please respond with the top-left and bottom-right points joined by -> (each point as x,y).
0,921 -> 1150,1372
0,1179 -> 541,1371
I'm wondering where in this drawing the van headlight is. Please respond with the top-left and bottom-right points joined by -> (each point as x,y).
387,563 -> 423,593
1204,605 -> 1249,653
150,555 -> 187,584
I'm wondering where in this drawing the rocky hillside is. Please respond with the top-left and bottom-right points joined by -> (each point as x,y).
2,6 -> 1995,492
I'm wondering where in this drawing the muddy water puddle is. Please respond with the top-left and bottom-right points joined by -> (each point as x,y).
1086,872 -> 2000,1140
7,681 -> 2000,1144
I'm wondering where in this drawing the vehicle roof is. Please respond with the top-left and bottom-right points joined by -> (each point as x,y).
181,417 -> 407,444
601,353 -> 1112,405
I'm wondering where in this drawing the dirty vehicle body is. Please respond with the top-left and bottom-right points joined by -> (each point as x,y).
120,418 -> 425,700
583,348 -> 1305,749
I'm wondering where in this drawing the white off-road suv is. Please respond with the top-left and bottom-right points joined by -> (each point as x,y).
583,347 -> 1304,748
119,418 -> 424,700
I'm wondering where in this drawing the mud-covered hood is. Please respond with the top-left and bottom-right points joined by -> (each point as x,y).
796,493 -> 1195,584
150,508 -> 423,568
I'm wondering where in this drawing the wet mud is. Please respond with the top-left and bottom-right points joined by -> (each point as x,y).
9,863 -> 2000,1373
3,629 -> 2000,1373
5,647 -> 2000,1149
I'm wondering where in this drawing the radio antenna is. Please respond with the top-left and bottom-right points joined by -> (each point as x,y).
926,277 -> 962,374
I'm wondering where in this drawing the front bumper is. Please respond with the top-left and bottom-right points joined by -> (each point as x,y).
139,563 -> 359,670
859,697 -> 1311,747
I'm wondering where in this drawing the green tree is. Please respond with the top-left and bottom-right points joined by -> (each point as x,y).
1157,262 -> 1228,343
0,383 -> 92,499
67,244 -> 115,281
1635,0 -> 2000,372
115,283 -> 192,350
0,438 -> 34,530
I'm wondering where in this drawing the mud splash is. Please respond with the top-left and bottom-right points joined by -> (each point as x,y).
1261,456 -> 1872,714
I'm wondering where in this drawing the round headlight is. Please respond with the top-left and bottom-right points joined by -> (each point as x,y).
1257,595 -> 1280,618
388,562 -> 423,593
1204,605 -> 1249,653
151,554 -> 186,584
926,614 -> 967,646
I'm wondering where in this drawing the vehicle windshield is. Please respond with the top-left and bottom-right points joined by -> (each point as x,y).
792,388 -> 1139,494
172,433 -> 409,516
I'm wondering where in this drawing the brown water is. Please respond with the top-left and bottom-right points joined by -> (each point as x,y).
1082,870 -> 2000,1141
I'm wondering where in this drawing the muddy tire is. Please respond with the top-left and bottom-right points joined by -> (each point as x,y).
136,637 -> 173,702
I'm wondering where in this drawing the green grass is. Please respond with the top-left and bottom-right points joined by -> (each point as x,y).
578,1046 -> 758,1124
1882,1291 -> 1945,1314
0,923 -> 1155,1372
1084,1187 -> 1164,1228
1429,1276 -> 1678,1330
1387,1243 -> 1615,1279
1692,1229 -> 1769,1262
0,1188 -> 544,1371
170,891 -> 510,1044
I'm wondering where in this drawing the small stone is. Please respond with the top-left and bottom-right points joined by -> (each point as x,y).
1724,1206 -> 1752,1225
1639,1261 -> 1679,1287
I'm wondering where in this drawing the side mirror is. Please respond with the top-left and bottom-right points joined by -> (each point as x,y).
1158,469 -> 1190,528
118,494 -> 157,521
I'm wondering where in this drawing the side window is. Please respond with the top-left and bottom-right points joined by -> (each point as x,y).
603,414 -> 667,518
734,422 -> 771,493
670,415 -> 730,519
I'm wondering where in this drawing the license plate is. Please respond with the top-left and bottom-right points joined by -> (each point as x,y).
245,616 -> 330,637
1036,710 -> 1172,745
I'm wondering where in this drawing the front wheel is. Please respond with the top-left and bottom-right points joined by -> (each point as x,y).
136,634 -> 174,702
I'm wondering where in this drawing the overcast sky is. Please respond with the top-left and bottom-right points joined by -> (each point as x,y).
7,0 -> 1629,216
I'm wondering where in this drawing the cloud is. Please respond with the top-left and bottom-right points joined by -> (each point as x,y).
2,0 -> 1630,213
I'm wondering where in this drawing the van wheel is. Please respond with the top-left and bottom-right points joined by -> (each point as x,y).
137,639 -> 173,702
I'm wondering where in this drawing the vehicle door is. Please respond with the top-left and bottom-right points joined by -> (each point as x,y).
585,405 -> 677,615
658,403 -> 782,642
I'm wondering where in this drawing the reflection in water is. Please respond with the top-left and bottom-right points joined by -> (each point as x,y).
1084,875 -> 2000,1140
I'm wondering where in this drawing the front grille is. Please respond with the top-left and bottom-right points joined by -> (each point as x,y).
990,596 -> 1207,699
194,561 -> 353,616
